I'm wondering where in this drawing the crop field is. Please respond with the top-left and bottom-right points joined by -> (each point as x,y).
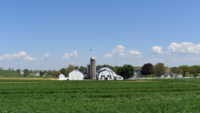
0,79 -> 200,112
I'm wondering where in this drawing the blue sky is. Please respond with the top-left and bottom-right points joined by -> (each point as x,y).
0,0 -> 200,70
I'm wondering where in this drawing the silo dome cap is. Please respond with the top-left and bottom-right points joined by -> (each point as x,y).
91,57 -> 96,59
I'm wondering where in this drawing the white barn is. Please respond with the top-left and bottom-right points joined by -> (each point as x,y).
59,74 -> 68,80
96,66 -> 123,80
69,69 -> 84,80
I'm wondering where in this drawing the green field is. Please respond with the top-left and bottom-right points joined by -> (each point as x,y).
0,79 -> 200,112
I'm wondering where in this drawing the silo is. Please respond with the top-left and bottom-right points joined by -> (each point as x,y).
90,57 -> 96,80
87,64 -> 90,79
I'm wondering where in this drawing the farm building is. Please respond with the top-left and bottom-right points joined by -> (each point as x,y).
59,74 -> 68,80
34,72 -> 40,76
69,69 -> 84,80
96,66 -> 123,80
20,71 -> 24,75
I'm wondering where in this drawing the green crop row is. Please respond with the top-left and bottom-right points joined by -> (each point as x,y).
0,79 -> 200,112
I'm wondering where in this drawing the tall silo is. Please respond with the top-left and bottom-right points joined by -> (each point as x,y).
87,64 -> 90,79
90,57 -> 96,80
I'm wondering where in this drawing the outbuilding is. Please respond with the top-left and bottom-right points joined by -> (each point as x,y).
69,69 -> 84,80
59,74 -> 68,80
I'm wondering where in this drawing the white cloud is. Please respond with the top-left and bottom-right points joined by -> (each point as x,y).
0,51 -> 38,61
104,45 -> 142,58
126,50 -> 142,57
62,51 -> 78,59
12,51 -> 27,58
104,54 -> 113,58
0,57 -> 4,60
44,53 -> 50,58
40,53 -> 50,61
151,46 -> 164,54
3,54 -> 12,60
167,42 -> 200,54
112,45 -> 125,57
23,55 -> 38,61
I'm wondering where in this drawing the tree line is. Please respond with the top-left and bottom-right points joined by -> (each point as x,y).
141,63 -> 200,78
3,63 -> 200,78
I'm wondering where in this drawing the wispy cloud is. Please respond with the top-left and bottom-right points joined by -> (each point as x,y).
0,51 -> 38,61
62,51 -> 78,59
167,42 -> 200,54
104,45 -> 142,58
151,46 -> 163,54
44,53 -> 50,58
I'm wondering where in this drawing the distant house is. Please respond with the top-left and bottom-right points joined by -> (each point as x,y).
34,72 -> 40,76
20,71 -> 24,75
133,69 -> 142,77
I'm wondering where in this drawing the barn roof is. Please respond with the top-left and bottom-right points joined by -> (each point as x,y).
69,69 -> 84,75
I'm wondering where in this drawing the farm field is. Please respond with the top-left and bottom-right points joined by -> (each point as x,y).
0,70 -> 43,78
0,79 -> 200,112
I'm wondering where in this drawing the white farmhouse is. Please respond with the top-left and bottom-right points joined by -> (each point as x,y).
20,71 -> 24,75
69,69 -> 84,80
34,72 -> 40,76
96,66 -> 123,80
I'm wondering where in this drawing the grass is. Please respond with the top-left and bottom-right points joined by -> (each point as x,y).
0,70 -> 19,77
0,79 -> 200,112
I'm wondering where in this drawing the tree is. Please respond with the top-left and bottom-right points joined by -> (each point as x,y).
96,65 -> 102,69
16,69 -> 21,76
171,67 -> 182,77
46,70 -> 52,77
178,65 -> 189,77
154,63 -> 166,77
29,70 -> 33,75
79,66 -> 85,73
23,69 -> 29,77
40,70 -> 46,77
59,68 -> 67,75
106,65 -> 115,71
122,65 -> 134,79
189,65 -> 200,78
116,67 -> 124,76
8,67 -> 11,71
141,63 -> 153,75
52,70 -> 61,78
114,66 -> 120,73
66,65 -> 75,77
75,66 -> 79,69
116,65 -> 134,79
150,66 -> 155,75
